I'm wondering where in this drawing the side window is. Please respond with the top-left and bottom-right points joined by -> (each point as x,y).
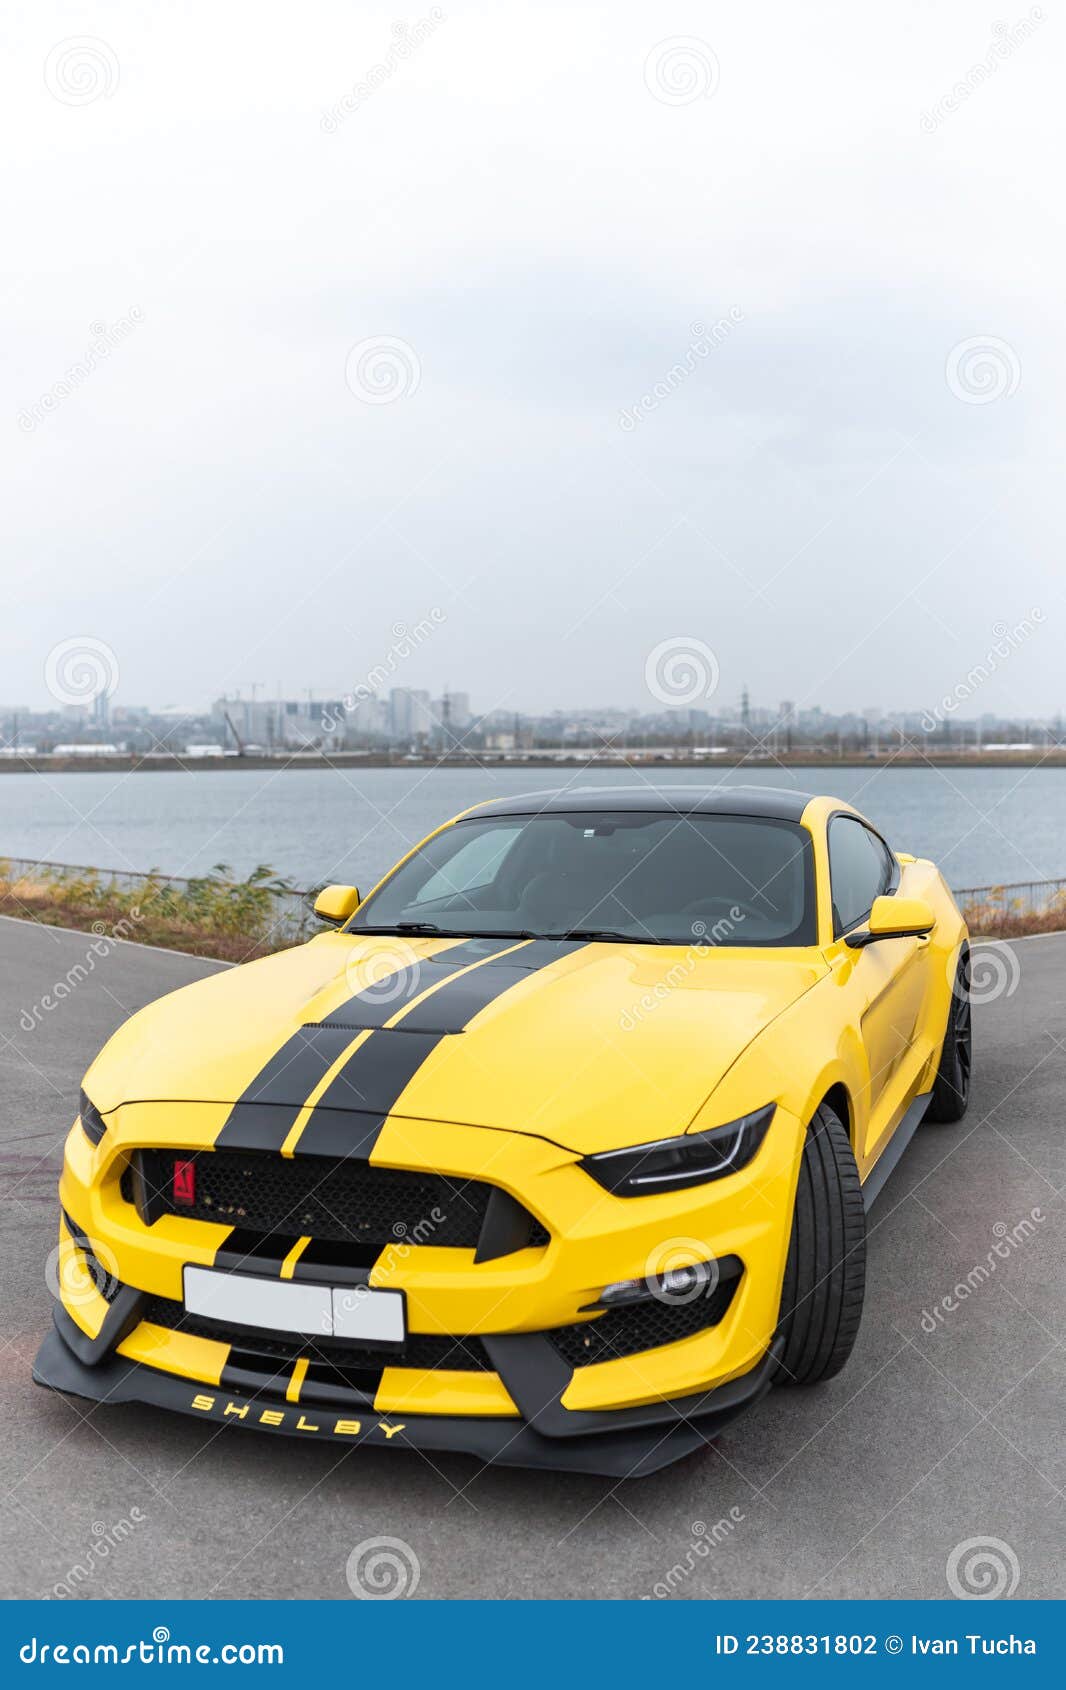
829,818 -> 894,935
414,826 -> 521,904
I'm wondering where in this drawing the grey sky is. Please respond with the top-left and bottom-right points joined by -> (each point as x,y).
4,0 -> 1062,720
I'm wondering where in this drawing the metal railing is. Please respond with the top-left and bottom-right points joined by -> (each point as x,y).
0,855 -> 318,945
954,878 -> 1066,916
4,854 -> 1065,947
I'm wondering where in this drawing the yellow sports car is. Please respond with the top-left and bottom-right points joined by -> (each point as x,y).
35,786 -> 971,1476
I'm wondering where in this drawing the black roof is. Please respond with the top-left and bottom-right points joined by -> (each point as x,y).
471,784 -> 815,822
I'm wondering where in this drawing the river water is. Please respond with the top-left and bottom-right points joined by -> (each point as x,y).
1,765 -> 1062,893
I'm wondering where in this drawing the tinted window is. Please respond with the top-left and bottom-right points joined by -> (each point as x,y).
351,811 -> 818,947
829,817 -> 894,934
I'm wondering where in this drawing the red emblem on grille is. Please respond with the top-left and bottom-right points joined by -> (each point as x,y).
173,1159 -> 196,1205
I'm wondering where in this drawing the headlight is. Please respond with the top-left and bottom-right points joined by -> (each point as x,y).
579,1104 -> 776,1197
79,1088 -> 107,1146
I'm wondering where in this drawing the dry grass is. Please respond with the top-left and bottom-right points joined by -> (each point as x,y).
0,862 -> 309,963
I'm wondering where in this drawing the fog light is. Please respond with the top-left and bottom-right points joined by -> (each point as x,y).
598,1259 -> 718,1308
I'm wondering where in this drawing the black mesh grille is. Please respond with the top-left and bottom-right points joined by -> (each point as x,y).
141,1296 -> 493,1372
547,1277 -> 738,1368
135,1148 -> 548,1253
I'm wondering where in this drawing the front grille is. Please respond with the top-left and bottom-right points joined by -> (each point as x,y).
141,1296 -> 494,1373
133,1148 -> 548,1253
547,1276 -> 738,1368
141,1274 -> 738,1386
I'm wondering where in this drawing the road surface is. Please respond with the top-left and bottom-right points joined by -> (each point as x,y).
1,916 -> 1062,1599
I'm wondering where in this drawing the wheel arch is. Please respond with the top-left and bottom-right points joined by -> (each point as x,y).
815,1081 -> 854,1149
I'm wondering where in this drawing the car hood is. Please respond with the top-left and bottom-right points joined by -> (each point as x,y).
85,932 -> 827,1155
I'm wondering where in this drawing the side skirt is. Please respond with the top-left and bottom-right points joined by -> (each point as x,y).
861,1091 -> 932,1211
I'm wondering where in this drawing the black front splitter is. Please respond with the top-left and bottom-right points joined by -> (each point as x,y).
33,1326 -> 777,1480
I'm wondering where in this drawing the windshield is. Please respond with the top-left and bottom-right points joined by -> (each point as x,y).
349,810 -> 817,947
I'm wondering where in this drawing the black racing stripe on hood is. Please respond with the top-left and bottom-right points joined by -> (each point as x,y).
292,939 -> 584,1160
316,936 -> 520,1030
213,937 -> 512,1152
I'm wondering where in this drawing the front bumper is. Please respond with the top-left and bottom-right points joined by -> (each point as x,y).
36,1101 -> 803,1474
33,1317 -> 782,1479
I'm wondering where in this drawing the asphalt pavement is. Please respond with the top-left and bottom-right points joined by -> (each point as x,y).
1,915 -> 1062,1600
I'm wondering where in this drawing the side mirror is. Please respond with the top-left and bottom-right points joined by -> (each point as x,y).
313,884 -> 361,926
846,894 -> 934,950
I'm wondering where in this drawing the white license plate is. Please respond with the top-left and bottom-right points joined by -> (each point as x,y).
182,1266 -> 405,1345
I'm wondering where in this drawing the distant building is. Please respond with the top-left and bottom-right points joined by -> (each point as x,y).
389,688 -> 435,741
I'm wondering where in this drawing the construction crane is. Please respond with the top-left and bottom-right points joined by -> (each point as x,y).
223,709 -> 245,756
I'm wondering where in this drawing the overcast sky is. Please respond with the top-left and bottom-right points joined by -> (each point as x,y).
3,1 -> 1063,722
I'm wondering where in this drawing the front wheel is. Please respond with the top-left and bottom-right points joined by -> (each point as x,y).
924,945 -> 972,1123
775,1102 -> 866,1387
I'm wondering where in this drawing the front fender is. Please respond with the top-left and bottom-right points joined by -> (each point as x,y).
688,971 -> 866,1150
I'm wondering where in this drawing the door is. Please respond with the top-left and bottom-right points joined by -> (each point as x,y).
828,816 -> 930,1162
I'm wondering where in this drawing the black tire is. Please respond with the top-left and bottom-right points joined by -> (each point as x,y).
775,1103 -> 866,1387
924,945 -> 972,1124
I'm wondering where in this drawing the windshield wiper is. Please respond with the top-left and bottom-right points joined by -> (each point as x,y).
354,921 -> 446,935
353,923 -> 543,939
545,928 -> 661,944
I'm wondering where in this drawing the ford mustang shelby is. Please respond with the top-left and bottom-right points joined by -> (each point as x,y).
34,786 -> 972,1476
